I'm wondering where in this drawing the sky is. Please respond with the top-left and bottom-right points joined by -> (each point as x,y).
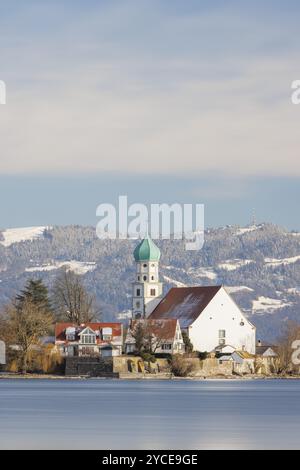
0,0 -> 300,230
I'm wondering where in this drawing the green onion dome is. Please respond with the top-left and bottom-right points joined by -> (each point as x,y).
133,236 -> 161,262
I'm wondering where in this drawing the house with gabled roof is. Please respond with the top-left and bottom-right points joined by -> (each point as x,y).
55,322 -> 123,357
125,318 -> 184,355
149,285 -> 256,354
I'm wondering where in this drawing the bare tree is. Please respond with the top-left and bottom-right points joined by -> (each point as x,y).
3,299 -> 53,373
130,320 -> 171,354
52,269 -> 100,324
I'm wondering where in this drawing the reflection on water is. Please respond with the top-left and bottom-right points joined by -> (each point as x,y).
0,378 -> 299,449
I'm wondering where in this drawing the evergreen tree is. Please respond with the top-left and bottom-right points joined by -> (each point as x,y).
182,331 -> 193,353
16,279 -> 52,312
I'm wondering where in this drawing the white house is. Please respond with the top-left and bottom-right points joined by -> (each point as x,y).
149,285 -> 256,354
55,322 -> 123,357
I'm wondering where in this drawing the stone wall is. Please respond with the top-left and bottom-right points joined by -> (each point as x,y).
65,357 -> 119,377
113,356 -> 170,374
184,357 -> 233,377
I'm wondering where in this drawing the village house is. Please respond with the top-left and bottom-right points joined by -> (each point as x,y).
231,350 -> 256,374
55,322 -> 123,357
125,318 -> 185,355
255,341 -> 279,374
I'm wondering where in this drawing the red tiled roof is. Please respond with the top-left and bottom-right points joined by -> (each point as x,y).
55,322 -> 122,344
149,286 -> 222,328
130,318 -> 178,341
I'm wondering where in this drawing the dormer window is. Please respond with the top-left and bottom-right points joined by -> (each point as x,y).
102,327 -> 113,341
65,326 -> 76,341
79,327 -> 96,345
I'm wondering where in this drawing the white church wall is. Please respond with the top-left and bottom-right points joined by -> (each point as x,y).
188,287 -> 256,354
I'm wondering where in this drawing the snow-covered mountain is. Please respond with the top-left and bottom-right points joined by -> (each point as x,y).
1,223 -> 300,342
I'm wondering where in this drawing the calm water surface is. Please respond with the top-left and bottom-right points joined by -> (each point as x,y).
0,378 -> 300,449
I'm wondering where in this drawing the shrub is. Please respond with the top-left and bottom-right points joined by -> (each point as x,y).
169,354 -> 195,377
140,352 -> 156,363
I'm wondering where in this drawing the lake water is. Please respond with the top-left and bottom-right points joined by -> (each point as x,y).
0,378 -> 300,449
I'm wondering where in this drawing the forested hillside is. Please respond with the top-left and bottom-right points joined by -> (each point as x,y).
1,223 -> 300,341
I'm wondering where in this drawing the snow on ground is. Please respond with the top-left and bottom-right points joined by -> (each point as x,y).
218,259 -> 254,271
26,260 -> 96,275
265,255 -> 300,267
252,296 -> 292,314
236,225 -> 262,235
187,266 -> 217,280
225,286 -> 254,294
287,287 -> 300,295
163,275 -> 187,288
0,226 -> 49,247
116,310 -> 132,320
164,265 -> 217,281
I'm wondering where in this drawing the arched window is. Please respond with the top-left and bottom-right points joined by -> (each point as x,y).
143,275 -> 147,281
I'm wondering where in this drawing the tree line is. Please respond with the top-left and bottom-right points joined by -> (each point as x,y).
0,269 -> 100,373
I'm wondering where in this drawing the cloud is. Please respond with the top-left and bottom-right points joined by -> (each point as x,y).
0,1 -> 300,177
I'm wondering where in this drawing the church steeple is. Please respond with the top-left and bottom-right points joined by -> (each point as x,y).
132,236 -> 163,319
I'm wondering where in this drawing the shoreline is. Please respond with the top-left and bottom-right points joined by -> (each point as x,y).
1,373 -> 300,381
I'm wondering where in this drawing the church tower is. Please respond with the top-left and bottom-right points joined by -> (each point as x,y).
132,236 -> 163,319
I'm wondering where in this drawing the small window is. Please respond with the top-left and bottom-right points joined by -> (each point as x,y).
143,275 -> 147,281
136,301 -> 141,309
151,276 -> 154,280
143,263 -> 147,268
66,334 -> 75,341
162,344 -> 172,350
137,276 -> 140,281
102,334 -> 112,341
136,289 -> 141,296
218,330 -> 226,346
82,334 -> 96,344
150,288 -> 156,296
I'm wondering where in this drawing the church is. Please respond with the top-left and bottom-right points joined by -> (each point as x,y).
131,235 -> 256,355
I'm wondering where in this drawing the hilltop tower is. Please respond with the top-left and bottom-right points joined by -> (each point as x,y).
132,236 -> 163,319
